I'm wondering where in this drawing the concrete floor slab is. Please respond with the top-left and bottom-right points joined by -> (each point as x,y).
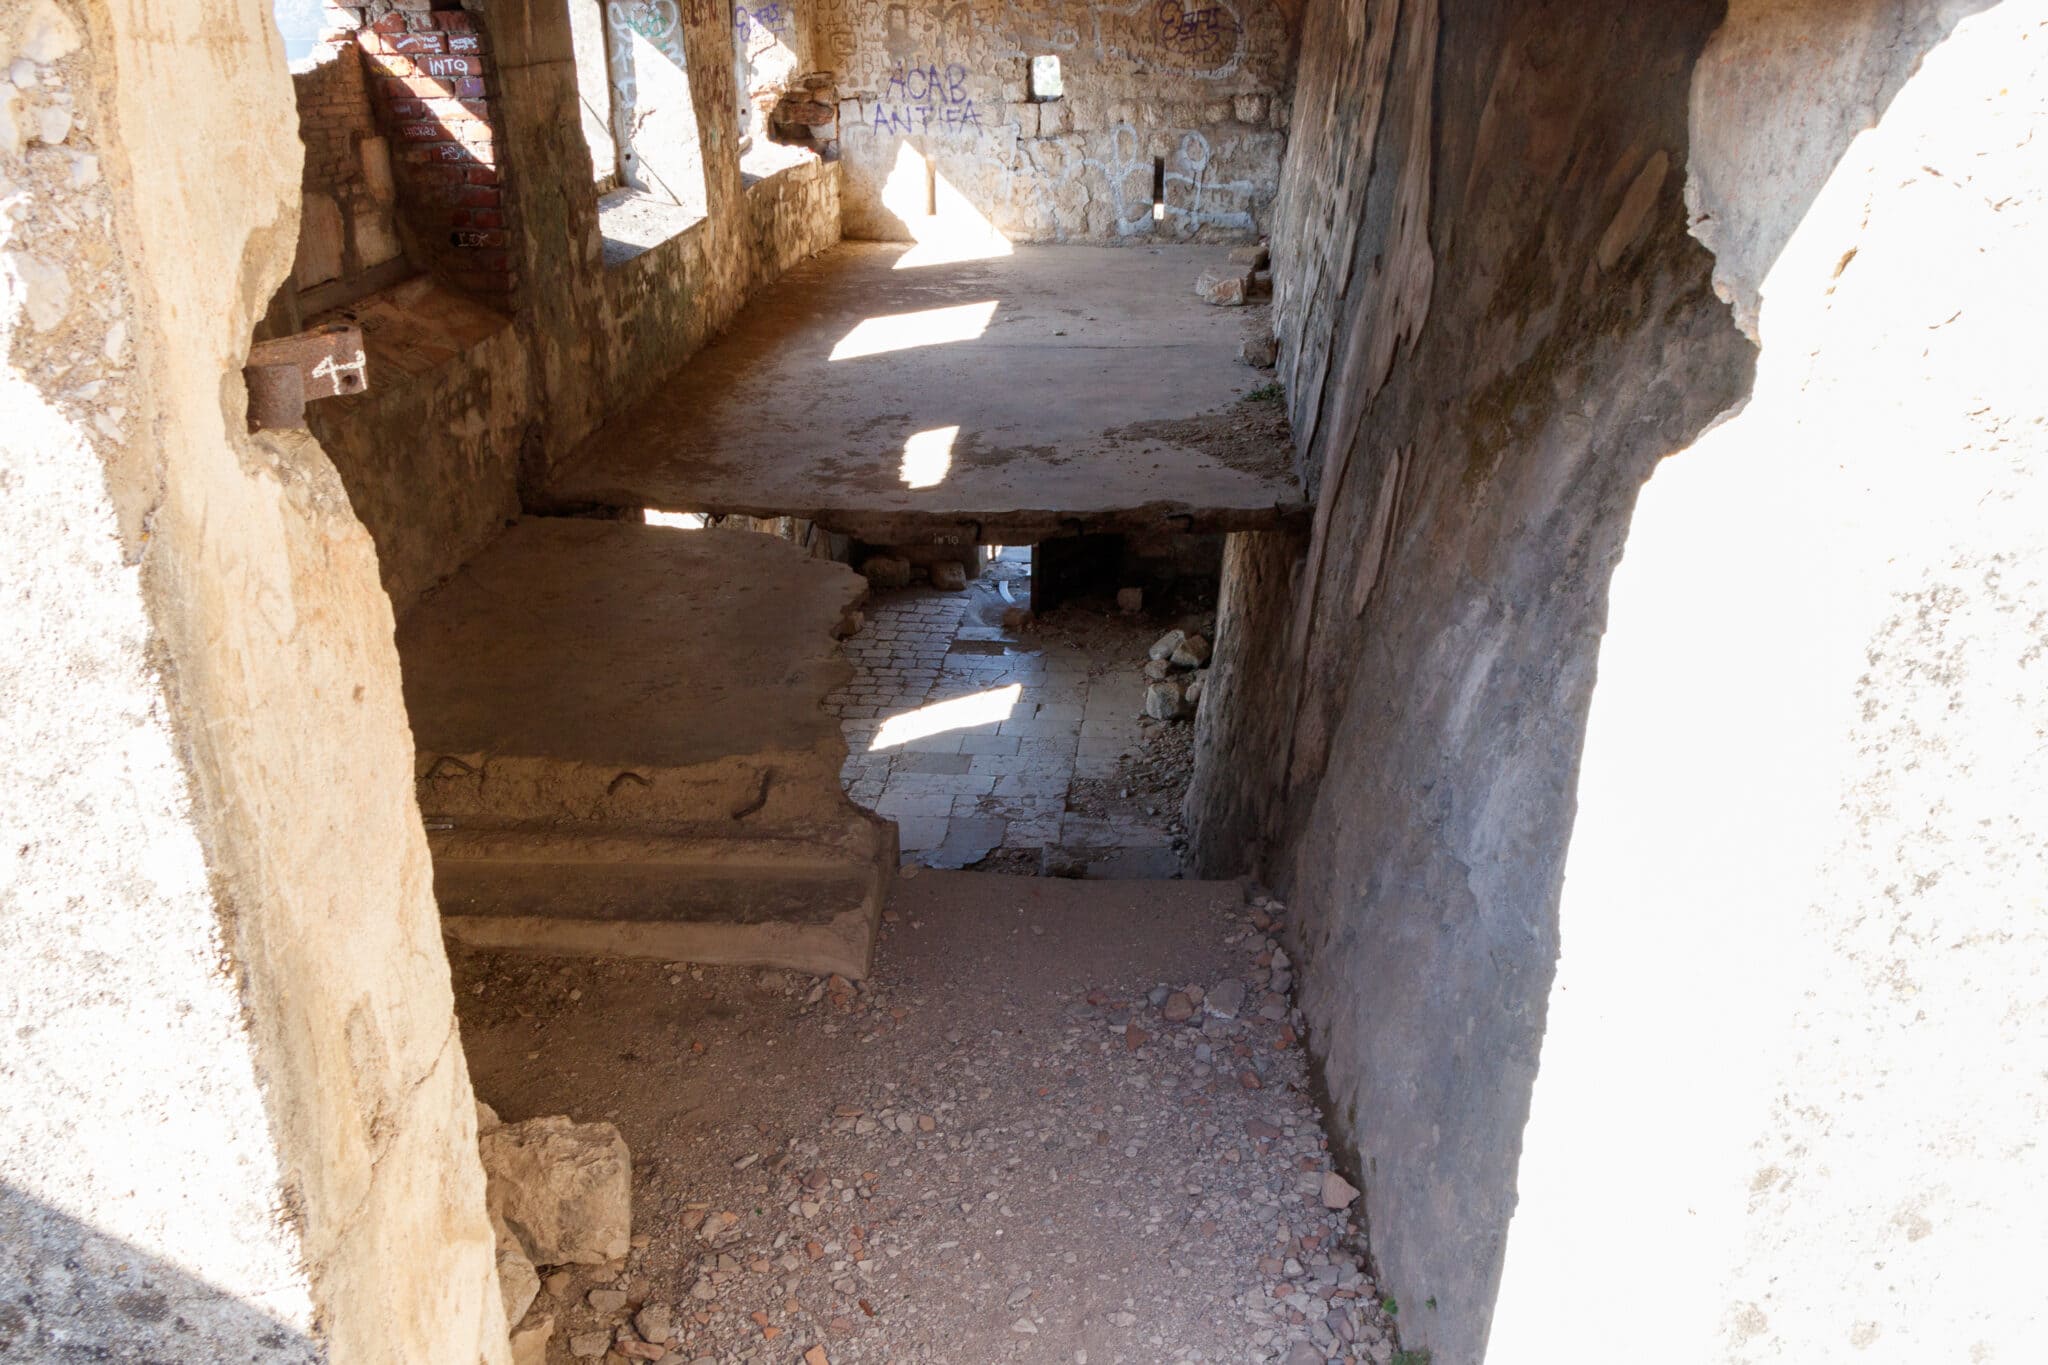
544,243 -> 1308,543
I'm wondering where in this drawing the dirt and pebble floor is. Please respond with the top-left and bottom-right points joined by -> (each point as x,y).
455,874 -> 1402,1365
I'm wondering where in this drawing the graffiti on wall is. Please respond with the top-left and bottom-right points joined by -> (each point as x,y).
868,59 -> 984,134
1019,125 -> 1261,237
734,1 -> 794,40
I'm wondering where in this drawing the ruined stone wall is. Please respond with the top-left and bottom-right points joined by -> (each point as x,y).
1187,0 -> 1755,1357
1,0 -> 506,1358
1192,0 -> 2047,1361
822,0 -> 1296,242
300,0 -> 840,610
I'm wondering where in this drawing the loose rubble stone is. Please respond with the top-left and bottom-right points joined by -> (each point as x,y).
1321,1171 -> 1361,1210
1147,629 -> 1187,661
1242,331 -> 1280,368
491,1209 -> 540,1328
508,1312 -> 554,1365
635,1303 -> 672,1343
480,1116 -> 633,1266
1186,675 -> 1206,706
1170,633 -> 1211,668
1228,243 -> 1271,269
1195,266 -> 1252,306
930,560 -> 968,591
1143,681 -> 1186,721
1116,587 -> 1143,613
861,555 -> 911,588
588,1288 -> 629,1314
568,1329 -> 611,1358
1206,978 -> 1247,1018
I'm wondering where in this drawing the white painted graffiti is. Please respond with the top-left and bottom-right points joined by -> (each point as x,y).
311,349 -> 369,397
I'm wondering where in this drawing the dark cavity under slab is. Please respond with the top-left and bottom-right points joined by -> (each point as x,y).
542,242 -> 1310,544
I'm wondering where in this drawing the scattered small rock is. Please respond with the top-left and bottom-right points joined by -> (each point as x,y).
931,560 -> 968,592
1322,1172 -> 1361,1210
1116,587 -> 1143,613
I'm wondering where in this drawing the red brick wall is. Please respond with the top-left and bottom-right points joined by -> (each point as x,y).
293,45 -> 376,195
350,8 -> 518,298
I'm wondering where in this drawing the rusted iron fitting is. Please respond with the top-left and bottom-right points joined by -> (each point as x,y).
244,322 -> 368,430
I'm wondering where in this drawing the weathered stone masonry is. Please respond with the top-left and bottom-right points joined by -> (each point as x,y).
823,0 -> 1297,242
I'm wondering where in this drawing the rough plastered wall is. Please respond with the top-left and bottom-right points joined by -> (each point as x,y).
1,0 -> 506,1359
300,0 -> 839,609
823,0 -> 1296,242
1488,3 -> 2046,1362
1187,0 -> 1755,1357
1191,0 -> 2047,1360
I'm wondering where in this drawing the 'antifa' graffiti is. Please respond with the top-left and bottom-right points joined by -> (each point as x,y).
734,2 -> 793,39
869,60 -> 982,135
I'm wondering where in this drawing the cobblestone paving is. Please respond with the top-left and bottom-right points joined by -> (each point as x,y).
826,558 -> 1181,871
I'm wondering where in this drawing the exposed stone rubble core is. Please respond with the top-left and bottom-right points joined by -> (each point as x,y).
545,241 -> 1308,544
398,519 -> 894,978
455,875 -> 1401,1362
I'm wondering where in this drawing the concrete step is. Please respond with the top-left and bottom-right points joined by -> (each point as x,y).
397,518 -> 894,977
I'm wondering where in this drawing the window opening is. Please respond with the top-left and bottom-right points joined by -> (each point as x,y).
567,0 -> 620,190
586,0 -> 711,263
1028,54 -> 1063,102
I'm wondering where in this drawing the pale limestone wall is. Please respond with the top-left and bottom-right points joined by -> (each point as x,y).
1490,4 -> 2048,1361
1,0 -> 505,1358
1191,1 -> 2047,1362
824,0 -> 1296,242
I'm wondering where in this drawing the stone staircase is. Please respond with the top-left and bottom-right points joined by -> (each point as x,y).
397,518 -> 894,978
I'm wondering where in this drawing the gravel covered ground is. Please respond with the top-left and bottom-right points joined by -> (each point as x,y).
454,874 -> 1401,1365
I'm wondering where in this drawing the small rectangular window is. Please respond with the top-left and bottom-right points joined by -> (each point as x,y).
1028,55 -> 1063,102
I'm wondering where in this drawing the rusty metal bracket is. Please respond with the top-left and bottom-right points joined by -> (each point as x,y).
244,322 -> 368,430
